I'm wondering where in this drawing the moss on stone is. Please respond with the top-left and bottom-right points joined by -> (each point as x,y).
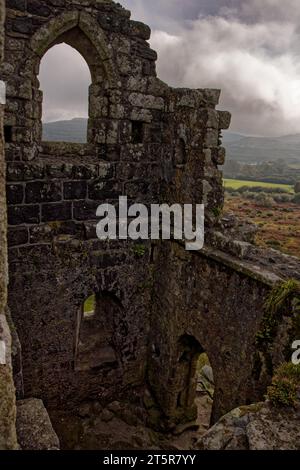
0,367 -> 18,450
253,280 -> 300,380
265,280 -> 300,317
256,279 -> 300,349
211,206 -> 223,218
238,402 -> 264,416
133,244 -> 147,258
48,221 -> 63,230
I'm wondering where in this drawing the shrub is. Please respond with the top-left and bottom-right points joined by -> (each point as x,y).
267,378 -> 297,407
237,186 -> 289,195
293,193 -> 300,205
270,187 -> 289,194
225,187 -> 236,194
294,181 -> 300,194
266,239 -> 281,249
264,280 -> 300,316
248,192 -> 258,200
273,194 -> 293,203
267,362 -> 300,407
254,193 -> 274,207
256,280 -> 300,347
212,206 -> 222,217
236,186 -> 249,194
241,191 -> 253,200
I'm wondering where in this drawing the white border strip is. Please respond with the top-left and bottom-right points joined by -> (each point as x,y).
0,340 -> 6,365
0,80 -> 6,105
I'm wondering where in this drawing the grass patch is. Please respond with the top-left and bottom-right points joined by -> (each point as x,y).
264,280 -> 300,317
224,179 -> 293,193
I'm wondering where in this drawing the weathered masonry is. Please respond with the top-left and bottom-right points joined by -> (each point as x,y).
0,0 -> 18,450
1,0 -> 300,437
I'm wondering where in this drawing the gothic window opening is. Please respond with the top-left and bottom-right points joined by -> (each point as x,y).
38,43 -> 91,143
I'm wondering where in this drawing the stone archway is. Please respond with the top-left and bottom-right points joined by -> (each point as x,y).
175,335 -> 214,427
29,11 -> 118,84
75,291 -> 123,372
24,11 -> 119,145
39,43 -> 91,139
176,335 -> 203,415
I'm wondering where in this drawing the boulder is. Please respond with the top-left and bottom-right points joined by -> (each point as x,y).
197,402 -> 300,450
17,398 -> 60,450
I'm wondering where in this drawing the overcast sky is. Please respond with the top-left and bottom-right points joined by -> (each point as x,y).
39,0 -> 300,137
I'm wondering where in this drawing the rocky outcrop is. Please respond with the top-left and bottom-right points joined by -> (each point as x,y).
197,402 -> 300,450
17,399 -> 60,450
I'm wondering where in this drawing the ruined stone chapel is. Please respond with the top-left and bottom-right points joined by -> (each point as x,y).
0,0 -> 300,450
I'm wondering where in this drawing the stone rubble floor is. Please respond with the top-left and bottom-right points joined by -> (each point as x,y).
49,393 -> 212,451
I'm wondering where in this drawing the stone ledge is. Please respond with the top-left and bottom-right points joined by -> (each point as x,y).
175,239 -> 283,287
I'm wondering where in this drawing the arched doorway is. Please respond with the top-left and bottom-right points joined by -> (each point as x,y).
75,291 -> 123,372
176,335 -> 214,429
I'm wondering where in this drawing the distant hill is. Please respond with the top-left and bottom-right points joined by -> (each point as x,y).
43,118 -> 87,143
42,118 -> 300,164
223,131 -> 300,164
222,132 -> 245,144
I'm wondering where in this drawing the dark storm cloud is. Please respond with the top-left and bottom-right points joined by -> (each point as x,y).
122,0 -> 236,33
125,0 -> 300,25
124,0 -> 300,136
40,1 -> 300,136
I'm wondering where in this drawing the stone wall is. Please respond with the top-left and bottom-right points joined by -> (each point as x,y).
0,0 -> 18,450
147,234 -> 300,426
3,0 -> 229,411
1,0 -> 299,432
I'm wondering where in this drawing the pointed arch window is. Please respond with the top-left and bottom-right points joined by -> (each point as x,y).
39,43 -> 91,143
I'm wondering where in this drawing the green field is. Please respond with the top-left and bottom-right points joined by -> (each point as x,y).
224,179 -> 294,193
